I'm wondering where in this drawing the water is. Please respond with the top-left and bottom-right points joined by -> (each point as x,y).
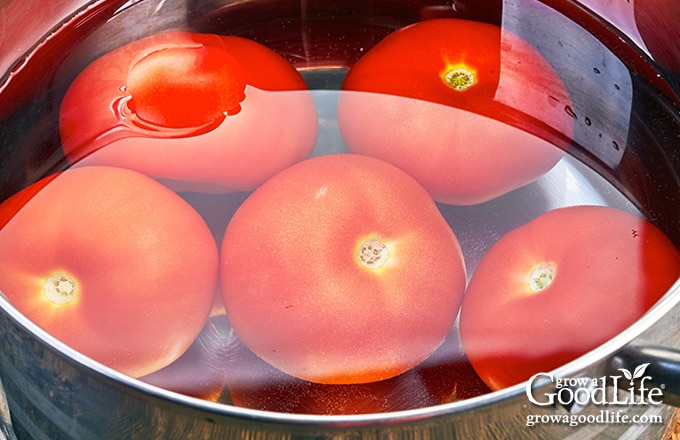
0,0 -> 679,418
138,86 -> 646,414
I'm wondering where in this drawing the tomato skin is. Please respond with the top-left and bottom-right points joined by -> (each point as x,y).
459,205 -> 680,390
125,44 -> 247,128
0,166 -> 218,378
220,154 -> 467,384
224,326 -> 490,414
338,18 -> 573,205
338,93 -> 566,206
60,31 -> 318,193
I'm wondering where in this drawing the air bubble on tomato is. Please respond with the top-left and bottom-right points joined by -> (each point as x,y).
60,31 -> 318,193
338,18 -> 574,205
220,154 -> 467,385
459,205 -> 680,391
0,166 -> 219,378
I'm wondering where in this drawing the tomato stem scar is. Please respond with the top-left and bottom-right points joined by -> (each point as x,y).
443,67 -> 476,91
44,273 -> 77,305
358,239 -> 389,269
528,262 -> 556,292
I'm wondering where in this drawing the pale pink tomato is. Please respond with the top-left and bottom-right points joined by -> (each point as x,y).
220,154 -> 467,384
0,166 -> 218,378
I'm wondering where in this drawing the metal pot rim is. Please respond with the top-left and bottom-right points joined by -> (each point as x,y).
3,277 -> 679,426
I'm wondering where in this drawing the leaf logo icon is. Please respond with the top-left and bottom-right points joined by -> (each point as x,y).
633,363 -> 650,379
618,368 -> 632,381
618,363 -> 650,385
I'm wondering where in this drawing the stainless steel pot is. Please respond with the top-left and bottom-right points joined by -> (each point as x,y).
1,0 -> 679,438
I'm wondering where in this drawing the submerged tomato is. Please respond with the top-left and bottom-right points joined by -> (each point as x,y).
0,166 -> 218,378
224,325 -> 490,414
338,18 -> 573,205
60,31 -> 318,193
459,205 -> 680,390
220,154 -> 467,384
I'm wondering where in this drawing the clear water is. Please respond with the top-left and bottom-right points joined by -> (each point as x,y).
0,0 -> 679,417
136,85 -> 644,414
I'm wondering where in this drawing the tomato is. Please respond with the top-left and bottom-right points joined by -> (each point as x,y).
338,18 -> 573,205
220,154 -> 467,384
224,326 -> 490,414
125,43 -> 247,128
0,166 -> 218,378
60,31 -> 318,193
459,205 -> 680,391
634,0 -> 680,72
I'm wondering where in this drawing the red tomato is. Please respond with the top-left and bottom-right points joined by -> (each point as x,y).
634,0 -> 680,72
60,31 -> 318,193
125,44 -> 247,128
338,18 -> 573,205
224,326 -> 490,414
220,154 -> 467,384
459,205 -> 680,390
0,166 -> 218,378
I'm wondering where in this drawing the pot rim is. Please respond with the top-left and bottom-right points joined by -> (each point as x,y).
2,276 -> 679,427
